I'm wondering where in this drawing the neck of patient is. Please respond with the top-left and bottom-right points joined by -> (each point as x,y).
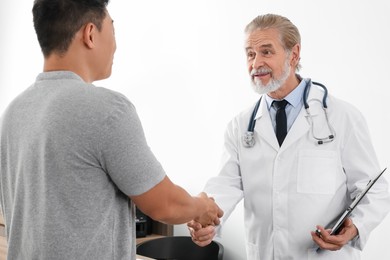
43,48 -> 94,84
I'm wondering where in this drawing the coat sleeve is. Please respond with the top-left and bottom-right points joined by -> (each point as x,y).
341,106 -> 390,250
203,118 -> 244,235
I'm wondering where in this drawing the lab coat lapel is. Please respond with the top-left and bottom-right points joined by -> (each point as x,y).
254,97 -> 279,151
279,107 -> 310,150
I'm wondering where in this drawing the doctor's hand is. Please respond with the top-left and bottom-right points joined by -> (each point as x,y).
194,192 -> 224,227
187,220 -> 217,247
311,218 -> 358,251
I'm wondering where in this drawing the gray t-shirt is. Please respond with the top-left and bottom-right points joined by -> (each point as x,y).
0,71 -> 166,259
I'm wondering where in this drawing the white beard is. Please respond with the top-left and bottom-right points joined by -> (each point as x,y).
250,59 -> 291,95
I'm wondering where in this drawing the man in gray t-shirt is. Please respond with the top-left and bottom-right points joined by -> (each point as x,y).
0,1 -> 223,259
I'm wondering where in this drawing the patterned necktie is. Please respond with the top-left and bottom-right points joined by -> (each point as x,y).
273,100 -> 289,146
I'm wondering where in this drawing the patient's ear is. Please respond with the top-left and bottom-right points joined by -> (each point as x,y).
82,23 -> 96,49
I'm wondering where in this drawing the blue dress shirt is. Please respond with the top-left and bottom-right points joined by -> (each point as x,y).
265,78 -> 308,134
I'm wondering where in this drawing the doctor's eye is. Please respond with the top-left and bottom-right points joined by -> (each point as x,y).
247,51 -> 256,60
261,49 -> 273,57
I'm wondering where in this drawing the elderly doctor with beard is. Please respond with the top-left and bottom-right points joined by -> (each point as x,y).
187,13 -> 390,260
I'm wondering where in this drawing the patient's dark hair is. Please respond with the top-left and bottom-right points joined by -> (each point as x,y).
33,0 -> 109,57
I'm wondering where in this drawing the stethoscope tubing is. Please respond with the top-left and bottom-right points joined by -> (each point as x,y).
304,81 -> 328,109
247,80 -> 326,133
243,80 -> 333,147
247,96 -> 262,132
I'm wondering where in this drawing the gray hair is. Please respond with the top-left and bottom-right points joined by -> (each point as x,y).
245,14 -> 302,70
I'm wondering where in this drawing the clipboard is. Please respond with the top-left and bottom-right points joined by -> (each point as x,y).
317,167 -> 387,237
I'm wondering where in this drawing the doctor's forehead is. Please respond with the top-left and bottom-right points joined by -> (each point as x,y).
244,28 -> 283,49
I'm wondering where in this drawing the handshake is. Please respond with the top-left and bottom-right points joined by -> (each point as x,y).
131,177 -> 222,244
193,192 -> 224,227
186,192 -> 223,247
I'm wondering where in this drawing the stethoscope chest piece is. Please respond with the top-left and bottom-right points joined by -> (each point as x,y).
242,132 -> 255,147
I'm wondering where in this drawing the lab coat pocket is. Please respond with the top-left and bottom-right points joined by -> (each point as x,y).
297,150 -> 339,194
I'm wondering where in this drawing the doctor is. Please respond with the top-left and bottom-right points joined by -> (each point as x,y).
188,14 -> 390,259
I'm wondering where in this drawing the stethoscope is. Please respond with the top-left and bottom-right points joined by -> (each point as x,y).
242,80 -> 336,148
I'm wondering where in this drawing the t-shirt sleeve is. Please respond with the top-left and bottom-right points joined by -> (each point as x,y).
97,95 -> 166,196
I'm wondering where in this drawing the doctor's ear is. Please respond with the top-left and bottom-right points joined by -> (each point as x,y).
290,44 -> 301,67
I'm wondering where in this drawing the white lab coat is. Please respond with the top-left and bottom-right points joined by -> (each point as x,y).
204,80 -> 390,260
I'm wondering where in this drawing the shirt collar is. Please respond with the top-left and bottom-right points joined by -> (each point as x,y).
36,71 -> 84,82
265,77 -> 308,109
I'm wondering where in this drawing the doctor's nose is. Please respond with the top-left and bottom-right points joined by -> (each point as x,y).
251,56 -> 265,70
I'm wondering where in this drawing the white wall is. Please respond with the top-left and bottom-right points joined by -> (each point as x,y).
1,1 -> 389,259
